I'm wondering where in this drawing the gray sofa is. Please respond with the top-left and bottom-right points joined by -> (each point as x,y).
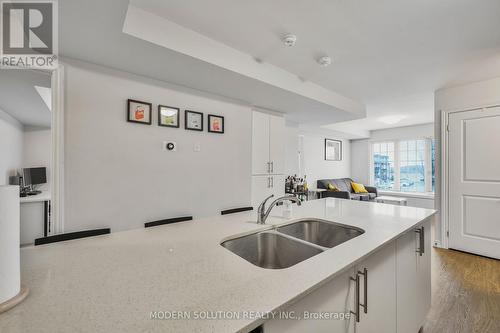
317,178 -> 378,201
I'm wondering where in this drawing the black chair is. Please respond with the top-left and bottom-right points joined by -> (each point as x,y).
34,228 -> 111,246
144,216 -> 193,228
220,207 -> 253,215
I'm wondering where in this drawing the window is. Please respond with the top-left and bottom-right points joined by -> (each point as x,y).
399,140 -> 425,192
372,138 -> 435,193
373,142 -> 395,190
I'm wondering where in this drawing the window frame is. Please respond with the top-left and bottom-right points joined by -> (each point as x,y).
370,137 -> 434,193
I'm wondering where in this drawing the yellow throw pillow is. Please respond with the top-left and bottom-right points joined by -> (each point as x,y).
351,182 -> 368,193
327,183 -> 340,192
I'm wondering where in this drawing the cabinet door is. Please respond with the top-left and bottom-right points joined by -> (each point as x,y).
271,175 -> 285,198
251,175 -> 273,208
252,111 -> 271,175
416,218 -> 432,329
269,114 -> 285,175
396,228 -> 420,333
264,267 -> 356,333
356,242 -> 397,333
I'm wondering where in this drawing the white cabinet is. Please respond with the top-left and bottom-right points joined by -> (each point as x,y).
268,114 -> 285,175
252,111 -> 271,175
396,218 -> 432,333
263,220 -> 432,333
355,241 -> 397,333
252,111 -> 285,175
264,267 -> 356,333
251,175 -> 285,208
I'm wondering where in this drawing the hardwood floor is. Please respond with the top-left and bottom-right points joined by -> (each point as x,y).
423,248 -> 500,333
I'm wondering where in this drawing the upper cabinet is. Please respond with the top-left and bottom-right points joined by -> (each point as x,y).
252,111 -> 285,175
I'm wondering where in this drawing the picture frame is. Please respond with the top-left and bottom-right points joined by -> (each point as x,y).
325,139 -> 342,161
158,105 -> 180,128
185,110 -> 203,131
127,99 -> 152,125
208,114 -> 224,134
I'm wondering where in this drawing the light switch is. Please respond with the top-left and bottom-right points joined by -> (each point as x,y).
194,143 -> 201,152
163,141 -> 177,151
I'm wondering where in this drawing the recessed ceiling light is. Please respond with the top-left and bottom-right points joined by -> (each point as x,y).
282,34 -> 297,47
318,56 -> 332,67
378,115 -> 407,125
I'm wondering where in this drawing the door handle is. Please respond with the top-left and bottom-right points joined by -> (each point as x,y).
350,274 -> 360,323
358,268 -> 368,314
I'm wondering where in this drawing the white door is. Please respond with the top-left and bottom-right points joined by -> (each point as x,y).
251,175 -> 273,208
252,111 -> 270,175
269,114 -> 285,175
355,242 -> 397,333
449,106 -> 500,259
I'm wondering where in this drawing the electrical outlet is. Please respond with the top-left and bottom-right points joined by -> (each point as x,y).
163,141 -> 177,151
194,143 -> 201,152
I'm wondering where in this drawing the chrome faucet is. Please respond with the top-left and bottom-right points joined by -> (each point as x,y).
257,195 -> 301,224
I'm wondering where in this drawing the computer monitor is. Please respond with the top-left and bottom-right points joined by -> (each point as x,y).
23,167 -> 47,186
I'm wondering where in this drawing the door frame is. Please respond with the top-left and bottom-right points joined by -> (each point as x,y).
440,101 -> 500,249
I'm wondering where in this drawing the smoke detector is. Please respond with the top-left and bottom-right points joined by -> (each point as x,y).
318,56 -> 332,67
282,34 -> 297,47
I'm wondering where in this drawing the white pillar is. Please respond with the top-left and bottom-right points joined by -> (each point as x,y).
0,185 -> 25,311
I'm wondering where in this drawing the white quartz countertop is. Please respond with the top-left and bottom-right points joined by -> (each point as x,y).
0,198 -> 436,333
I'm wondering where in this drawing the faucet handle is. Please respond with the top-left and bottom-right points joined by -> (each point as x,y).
258,194 -> 274,210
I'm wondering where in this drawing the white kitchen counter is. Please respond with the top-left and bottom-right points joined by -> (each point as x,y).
0,198 -> 435,333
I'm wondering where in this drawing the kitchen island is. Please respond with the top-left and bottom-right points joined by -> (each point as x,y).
0,198 -> 435,333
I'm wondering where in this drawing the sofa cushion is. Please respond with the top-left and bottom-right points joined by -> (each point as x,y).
333,179 -> 351,192
351,193 -> 370,201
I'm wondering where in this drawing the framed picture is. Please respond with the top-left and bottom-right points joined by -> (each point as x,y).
185,110 -> 203,131
158,105 -> 180,128
127,99 -> 152,125
325,139 -> 342,161
208,114 -> 224,134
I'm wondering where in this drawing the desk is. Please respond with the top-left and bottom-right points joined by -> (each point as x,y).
20,191 -> 51,244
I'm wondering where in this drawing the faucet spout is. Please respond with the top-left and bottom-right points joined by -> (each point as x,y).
257,195 -> 301,224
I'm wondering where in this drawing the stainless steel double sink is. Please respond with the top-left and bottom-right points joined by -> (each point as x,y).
221,219 -> 364,269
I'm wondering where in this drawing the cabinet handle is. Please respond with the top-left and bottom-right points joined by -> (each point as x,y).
270,161 -> 274,173
270,177 -> 274,188
267,177 -> 271,188
415,228 -> 423,256
266,162 -> 271,173
350,274 -> 360,323
420,226 -> 425,255
358,268 -> 368,314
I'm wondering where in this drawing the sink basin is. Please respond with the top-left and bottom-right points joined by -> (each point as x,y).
277,219 -> 364,248
221,231 -> 323,269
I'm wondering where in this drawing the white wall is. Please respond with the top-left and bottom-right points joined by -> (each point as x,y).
0,109 -> 23,185
63,61 -> 252,233
23,129 -> 51,191
284,126 -> 351,189
434,76 -> 500,246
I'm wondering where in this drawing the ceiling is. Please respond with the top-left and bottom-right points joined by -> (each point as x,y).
0,70 -> 51,128
128,0 -> 500,136
59,0 -> 364,127
58,0 -> 500,137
